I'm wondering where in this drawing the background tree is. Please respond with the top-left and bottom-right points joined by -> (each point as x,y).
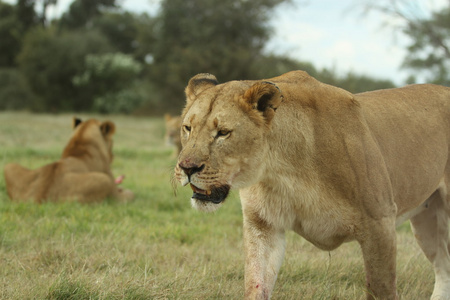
0,0 -> 61,68
92,11 -> 156,63
149,0 -> 291,112
16,0 -> 58,27
73,52 -> 144,114
0,2 -> 21,67
39,0 -> 58,26
16,0 -> 38,30
403,6 -> 450,85
59,0 -> 117,29
17,28 -> 112,111
0,68 -> 36,110
360,0 -> 450,85
0,0 -> 397,114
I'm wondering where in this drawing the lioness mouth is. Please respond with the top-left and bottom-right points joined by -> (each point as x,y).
189,183 -> 230,204
190,183 -> 211,195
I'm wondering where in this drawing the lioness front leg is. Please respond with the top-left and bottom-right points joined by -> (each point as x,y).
243,213 -> 286,300
357,217 -> 398,300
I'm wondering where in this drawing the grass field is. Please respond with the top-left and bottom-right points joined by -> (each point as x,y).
0,112 -> 435,299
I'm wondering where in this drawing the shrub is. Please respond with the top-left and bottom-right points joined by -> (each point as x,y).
17,28 -> 112,112
73,52 -> 144,114
92,87 -> 146,114
0,68 -> 37,110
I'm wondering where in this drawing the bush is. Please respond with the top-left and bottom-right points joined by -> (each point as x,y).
17,27 -> 112,112
92,87 -> 146,114
0,68 -> 37,110
72,53 -> 144,114
72,52 -> 142,95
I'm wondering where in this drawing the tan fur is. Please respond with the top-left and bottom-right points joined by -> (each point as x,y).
4,118 -> 134,203
175,71 -> 450,299
164,114 -> 182,156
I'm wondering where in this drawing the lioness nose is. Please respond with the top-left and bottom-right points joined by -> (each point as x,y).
179,162 -> 205,177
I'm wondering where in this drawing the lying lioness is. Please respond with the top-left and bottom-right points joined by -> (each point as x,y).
4,118 -> 134,203
175,71 -> 450,299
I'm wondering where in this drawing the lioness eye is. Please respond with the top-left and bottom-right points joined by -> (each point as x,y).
184,125 -> 191,133
216,130 -> 231,138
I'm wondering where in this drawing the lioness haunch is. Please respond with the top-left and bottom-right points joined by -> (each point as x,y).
4,118 -> 134,203
175,70 -> 450,300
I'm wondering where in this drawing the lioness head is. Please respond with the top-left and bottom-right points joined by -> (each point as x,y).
164,114 -> 182,154
175,73 -> 283,212
62,118 -> 116,165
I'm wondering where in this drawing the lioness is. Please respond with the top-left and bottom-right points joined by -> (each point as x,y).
4,118 -> 134,203
175,71 -> 450,299
164,114 -> 182,155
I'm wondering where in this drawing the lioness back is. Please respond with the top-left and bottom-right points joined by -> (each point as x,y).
355,84 -> 450,213
4,162 -> 58,202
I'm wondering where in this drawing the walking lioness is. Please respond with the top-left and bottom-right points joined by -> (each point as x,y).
174,71 -> 450,299
4,118 -> 134,203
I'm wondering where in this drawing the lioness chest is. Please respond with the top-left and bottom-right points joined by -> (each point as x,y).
241,183 -> 358,251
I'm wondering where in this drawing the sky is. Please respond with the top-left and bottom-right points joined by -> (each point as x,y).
6,0 -> 448,85
264,0 -> 447,85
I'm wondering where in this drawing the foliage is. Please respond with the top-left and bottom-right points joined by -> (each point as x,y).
59,0 -> 118,29
149,0 -> 292,111
17,28 -> 112,111
402,6 -> 450,85
361,0 -> 450,86
92,11 -> 155,59
15,0 -> 39,30
0,0 -> 399,113
0,0 -> 41,68
72,53 -> 144,114
73,53 -> 142,94
91,85 -> 148,114
0,2 -> 22,67
38,0 -> 58,25
251,54 -> 319,79
319,69 -> 396,93
250,55 -> 395,93
0,68 -> 37,110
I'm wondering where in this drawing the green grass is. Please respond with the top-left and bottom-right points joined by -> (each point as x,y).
0,112 -> 434,299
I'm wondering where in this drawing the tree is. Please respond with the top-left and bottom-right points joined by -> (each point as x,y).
59,0 -> 118,29
73,52 -> 144,113
402,6 -> 450,85
0,1 -> 21,67
149,0 -> 291,112
0,68 -> 36,110
15,0 -> 58,27
0,0 -> 60,68
92,11 -> 156,62
16,0 -> 39,30
360,0 -> 450,85
17,28 -> 112,111
39,0 -> 58,26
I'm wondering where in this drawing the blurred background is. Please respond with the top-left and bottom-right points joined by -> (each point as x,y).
0,0 -> 449,116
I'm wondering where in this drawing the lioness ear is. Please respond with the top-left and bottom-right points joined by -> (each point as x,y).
185,73 -> 218,103
100,121 -> 116,137
73,117 -> 82,129
243,81 -> 283,124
